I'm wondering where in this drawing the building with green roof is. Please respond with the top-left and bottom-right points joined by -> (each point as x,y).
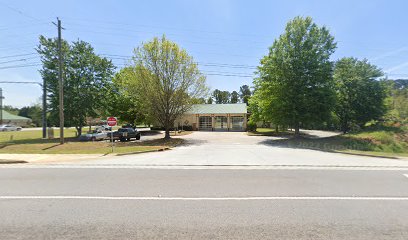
176,103 -> 247,131
1,110 -> 32,127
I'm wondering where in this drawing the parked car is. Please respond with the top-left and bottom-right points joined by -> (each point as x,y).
96,125 -> 112,131
107,128 -> 141,142
0,125 -> 22,132
79,130 -> 108,141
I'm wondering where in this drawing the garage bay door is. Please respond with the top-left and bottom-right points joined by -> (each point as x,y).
231,116 -> 244,131
199,116 -> 212,130
214,116 -> 228,131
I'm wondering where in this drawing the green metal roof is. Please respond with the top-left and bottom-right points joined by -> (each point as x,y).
2,110 -> 31,120
186,104 -> 247,114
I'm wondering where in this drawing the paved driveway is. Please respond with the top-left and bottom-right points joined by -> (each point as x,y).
65,131 -> 408,168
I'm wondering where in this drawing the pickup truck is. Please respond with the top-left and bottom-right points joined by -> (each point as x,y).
107,128 -> 141,142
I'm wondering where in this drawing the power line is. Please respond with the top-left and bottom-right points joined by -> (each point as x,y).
0,53 -> 38,59
0,81 -> 42,86
0,56 -> 39,65
62,17 -> 274,40
0,63 -> 41,70
0,2 -> 49,23
103,54 -> 258,69
0,22 -> 51,31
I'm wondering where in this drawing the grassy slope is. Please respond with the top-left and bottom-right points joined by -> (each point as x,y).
249,126 -> 408,158
0,129 -> 183,154
343,125 -> 407,156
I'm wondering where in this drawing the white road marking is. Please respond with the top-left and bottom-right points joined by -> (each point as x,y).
403,174 -> 408,178
1,165 -> 408,170
1,196 -> 408,201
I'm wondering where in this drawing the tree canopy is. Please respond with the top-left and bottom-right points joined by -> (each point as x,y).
251,16 -> 337,135
37,36 -> 115,135
130,36 -> 208,138
333,57 -> 386,132
239,85 -> 251,104
212,89 -> 231,104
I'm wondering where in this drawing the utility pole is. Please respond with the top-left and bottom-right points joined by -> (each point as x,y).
42,80 -> 47,139
56,18 -> 64,144
0,88 -> 3,125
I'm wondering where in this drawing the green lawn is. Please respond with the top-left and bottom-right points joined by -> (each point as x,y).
0,129 -> 183,154
249,126 -> 408,158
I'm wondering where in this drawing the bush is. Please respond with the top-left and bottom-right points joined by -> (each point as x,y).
247,121 -> 257,132
180,125 -> 193,131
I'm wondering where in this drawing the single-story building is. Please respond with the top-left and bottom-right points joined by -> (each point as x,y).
1,110 -> 32,127
176,103 -> 248,131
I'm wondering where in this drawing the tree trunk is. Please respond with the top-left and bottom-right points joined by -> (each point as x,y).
294,122 -> 300,137
275,125 -> 279,133
76,126 -> 82,136
164,128 -> 171,139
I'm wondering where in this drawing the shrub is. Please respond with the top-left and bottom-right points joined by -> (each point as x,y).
247,121 -> 257,132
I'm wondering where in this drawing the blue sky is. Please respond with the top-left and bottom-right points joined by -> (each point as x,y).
1,0 -> 408,107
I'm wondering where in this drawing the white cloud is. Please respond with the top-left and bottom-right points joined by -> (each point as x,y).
385,61 -> 408,73
371,47 -> 408,61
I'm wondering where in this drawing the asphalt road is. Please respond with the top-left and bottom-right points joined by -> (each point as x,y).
1,168 -> 408,239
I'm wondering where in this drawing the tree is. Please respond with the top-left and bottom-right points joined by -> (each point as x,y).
333,58 -> 386,133
384,79 -> 408,123
206,96 -> 213,104
230,91 -> 239,103
251,16 -> 336,135
131,36 -> 208,139
18,104 -> 42,126
391,80 -> 408,122
191,98 -> 206,104
212,89 -> 231,103
239,85 -> 251,104
109,67 -> 150,125
37,36 -> 115,135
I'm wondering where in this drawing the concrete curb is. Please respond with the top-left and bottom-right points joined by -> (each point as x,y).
0,160 -> 27,164
114,148 -> 170,156
333,150 -> 405,160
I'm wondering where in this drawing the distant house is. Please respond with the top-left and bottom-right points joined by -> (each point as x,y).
1,110 -> 32,127
176,103 -> 248,131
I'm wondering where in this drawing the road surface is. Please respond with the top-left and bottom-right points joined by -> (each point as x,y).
0,167 -> 407,239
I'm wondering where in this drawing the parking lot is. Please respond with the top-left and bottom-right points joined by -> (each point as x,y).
65,131 -> 408,168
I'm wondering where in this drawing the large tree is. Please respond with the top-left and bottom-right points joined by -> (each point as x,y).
230,91 -> 239,103
131,36 -> 208,139
334,57 -> 387,132
109,67 -> 150,125
239,85 -> 251,104
212,89 -> 231,104
37,36 -> 115,135
251,16 -> 336,135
